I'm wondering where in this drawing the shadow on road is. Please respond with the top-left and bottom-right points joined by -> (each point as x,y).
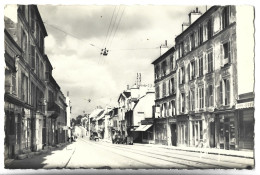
5,142 -> 75,169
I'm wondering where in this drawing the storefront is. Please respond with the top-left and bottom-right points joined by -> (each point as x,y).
215,111 -> 236,150
177,115 -> 189,147
236,100 -> 254,150
154,118 -> 167,145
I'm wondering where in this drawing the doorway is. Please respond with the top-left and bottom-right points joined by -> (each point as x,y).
170,124 -> 177,146
210,121 -> 215,148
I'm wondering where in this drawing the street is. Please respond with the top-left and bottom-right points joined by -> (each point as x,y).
6,137 -> 254,169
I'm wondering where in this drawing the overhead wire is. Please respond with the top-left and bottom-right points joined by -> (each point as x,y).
108,6 -> 125,49
105,6 -> 120,49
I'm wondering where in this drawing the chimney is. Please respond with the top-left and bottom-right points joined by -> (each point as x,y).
160,40 -> 169,56
67,91 -> 69,97
182,23 -> 190,32
188,7 -> 202,25
127,85 -> 130,90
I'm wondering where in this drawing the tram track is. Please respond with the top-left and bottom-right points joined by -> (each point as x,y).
81,138 -> 221,169
82,138 -> 252,169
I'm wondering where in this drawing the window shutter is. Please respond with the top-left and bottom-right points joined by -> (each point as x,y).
220,80 -> 223,105
188,63 -> 190,81
226,79 -> 230,105
228,41 -> 231,63
205,53 -> 208,74
220,44 -> 223,67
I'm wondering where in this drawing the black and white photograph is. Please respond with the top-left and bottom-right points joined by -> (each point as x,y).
1,0 -> 258,174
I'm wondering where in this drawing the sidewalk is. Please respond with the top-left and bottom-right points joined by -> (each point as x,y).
5,142 -> 75,169
133,143 -> 254,159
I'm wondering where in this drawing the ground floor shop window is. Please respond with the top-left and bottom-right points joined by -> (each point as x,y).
192,120 -> 203,147
219,115 -> 235,150
178,122 -> 188,145
155,123 -> 167,144
239,110 -> 254,150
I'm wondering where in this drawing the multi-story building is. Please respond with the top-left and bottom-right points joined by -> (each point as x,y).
173,6 -> 254,150
4,5 -> 68,160
152,47 -> 177,146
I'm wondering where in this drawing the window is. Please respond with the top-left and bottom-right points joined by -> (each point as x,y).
40,61 -> 44,80
31,83 -> 36,107
208,51 -> 213,73
179,67 -> 185,84
171,78 -> 175,94
170,55 -> 174,70
12,73 -> 16,95
163,82 -> 166,97
220,79 -> 230,106
21,30 -> 27,58
199,87 -> 204,109
223,42 -> 231,65
191,61 -> 195,80
36,54 -> 39,76
171,100 -> 175,116
189,90 -> 195,111
224,79 -> 230,105
191,33 -> 195,50
222,6 -> 230,29
179,42 -> 184,58
162,61 -> 167,76
181,93 -> 185,113
208,85 -> 214,107
155,65 -> 160,80
199,57 -> 203,77
207,18 -> 213,39
198,25 -> 203,45
156,86 -> 160,99
30,9 -> 35,33
31,45 -> 35,69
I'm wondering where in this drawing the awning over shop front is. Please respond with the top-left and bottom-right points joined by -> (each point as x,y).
134,124 -> 153,131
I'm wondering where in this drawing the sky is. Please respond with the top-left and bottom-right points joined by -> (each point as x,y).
37,5 -> 210,118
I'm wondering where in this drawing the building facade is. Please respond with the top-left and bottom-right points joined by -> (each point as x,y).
152,6 -> 254,150
4,5 -> 68,160
152,47 -> 177,146
173,6 -> 254,150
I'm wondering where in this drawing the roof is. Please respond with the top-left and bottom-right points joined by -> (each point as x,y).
151,46 -> 175,65
33,5 -> 48,37
89,108 -> 104,119
123,91 -> 131,98
175,6 -> 218,42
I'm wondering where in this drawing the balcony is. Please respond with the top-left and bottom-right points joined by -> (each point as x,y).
47,101 -> 60,118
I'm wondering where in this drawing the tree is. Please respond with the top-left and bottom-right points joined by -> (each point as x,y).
76,115 -> 83,125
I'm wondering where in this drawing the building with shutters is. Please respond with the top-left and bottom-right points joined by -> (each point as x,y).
4,5 -> 68,160
173,6 -> 254,150
152,47 -> 177,146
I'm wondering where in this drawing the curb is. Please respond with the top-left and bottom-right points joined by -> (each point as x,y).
134,144 -> 254,159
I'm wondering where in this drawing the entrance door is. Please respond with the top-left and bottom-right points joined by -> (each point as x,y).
224,118 -> 230,149
170,124 -> 177,146
210,121 -> 215,148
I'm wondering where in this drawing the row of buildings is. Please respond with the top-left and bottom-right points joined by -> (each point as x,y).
89,6 -> 254,151
4,5 -> 72,160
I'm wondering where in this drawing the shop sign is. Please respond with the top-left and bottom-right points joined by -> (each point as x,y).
141,119 -> 154,125
236,101 -> 254,109
169,118 -> 177,123
156,118 -> 166,124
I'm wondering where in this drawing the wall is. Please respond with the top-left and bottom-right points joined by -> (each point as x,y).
236,6 -> 255,95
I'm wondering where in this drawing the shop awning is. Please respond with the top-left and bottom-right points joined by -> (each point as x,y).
134,124 -> 153,131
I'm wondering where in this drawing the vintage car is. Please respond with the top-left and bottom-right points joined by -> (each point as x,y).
90,132 -> 99,141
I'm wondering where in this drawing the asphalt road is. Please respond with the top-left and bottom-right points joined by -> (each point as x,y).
6,137 -> 254,169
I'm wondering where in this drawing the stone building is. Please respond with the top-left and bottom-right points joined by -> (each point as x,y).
152,6 -> 254,150
152,47 -> 177,146
173,6 -> 254,150
4,5 -> 68,160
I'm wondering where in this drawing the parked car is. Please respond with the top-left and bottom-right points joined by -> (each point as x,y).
90,132 -> 99,141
